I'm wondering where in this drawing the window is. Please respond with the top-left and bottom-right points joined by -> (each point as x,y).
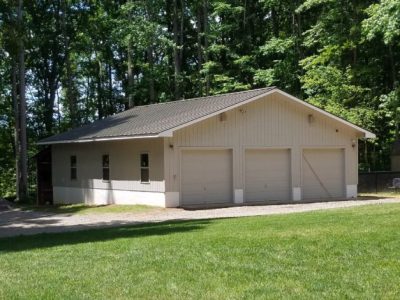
70,155 -> 77,180
102,154 -> 110,181
140,153 -> 149,183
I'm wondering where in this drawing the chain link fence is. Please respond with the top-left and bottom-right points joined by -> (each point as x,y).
358,171 -> 400,193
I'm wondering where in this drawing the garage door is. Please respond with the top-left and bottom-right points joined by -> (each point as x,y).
302,149 -> 345,200
181,149 -> 232,206
245,149 -> 291,202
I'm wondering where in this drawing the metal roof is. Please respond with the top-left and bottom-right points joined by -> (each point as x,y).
38,87 -> 276,144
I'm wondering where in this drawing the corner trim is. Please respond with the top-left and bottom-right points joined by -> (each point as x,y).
234,189 -> 244,204
293,187 -> 301,201
346,185 -> 357,199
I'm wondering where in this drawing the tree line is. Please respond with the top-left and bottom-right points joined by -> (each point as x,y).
0,0 -> 399,200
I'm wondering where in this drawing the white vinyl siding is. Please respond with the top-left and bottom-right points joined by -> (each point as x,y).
52,138 -> 165,192
165,92 -> 359,196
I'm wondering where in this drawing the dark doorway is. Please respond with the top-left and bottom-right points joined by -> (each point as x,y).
36,147 -> 53,205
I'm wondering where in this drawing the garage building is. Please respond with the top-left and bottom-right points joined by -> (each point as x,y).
38,87 -> 375,207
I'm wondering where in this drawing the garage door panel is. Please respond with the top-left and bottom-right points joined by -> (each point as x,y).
245,149 -> 291,202
181,150 -> 232,206
302,149 -> 344,200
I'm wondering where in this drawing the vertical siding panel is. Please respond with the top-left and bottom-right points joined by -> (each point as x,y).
273,97 -> 278,144
263,98 -> 267,145
278,97 -> 282,145
167,92 -> 358,193
204,120 -> 208,145
262,97 -> 266,145
203,120 -> 207,145
164,137 -> 175,192
266,97 -> 272,145
197,122 -> 201,145
181,127 -> 186,146
282,100 -> 287,145
212,115 -> 217,145
185,127 -> 188,146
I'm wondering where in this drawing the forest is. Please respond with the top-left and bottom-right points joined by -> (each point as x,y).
0,0 -> 399,201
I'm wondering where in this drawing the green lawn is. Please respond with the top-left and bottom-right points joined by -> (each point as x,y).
358,191 -> 400,199
1,204 -> 400,299
17,203 -> 157,215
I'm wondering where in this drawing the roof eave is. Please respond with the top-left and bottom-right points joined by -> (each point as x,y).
37,134 -> 160,145
275,90 -> 376,139
364,132 -> 376,139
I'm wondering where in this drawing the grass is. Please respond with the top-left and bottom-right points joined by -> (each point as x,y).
1,204 -> 400,299
358,191 -> 400,199
15,203 -> 157,215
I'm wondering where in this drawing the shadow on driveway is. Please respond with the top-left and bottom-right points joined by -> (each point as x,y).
0,218 -> 212,253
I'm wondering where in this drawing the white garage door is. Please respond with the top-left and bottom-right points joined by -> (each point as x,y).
302,149 -> 345,200
245,149 -> 291,202
181,149 -> 233,206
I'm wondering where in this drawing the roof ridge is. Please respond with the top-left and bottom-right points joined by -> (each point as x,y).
130,87 -> 275,109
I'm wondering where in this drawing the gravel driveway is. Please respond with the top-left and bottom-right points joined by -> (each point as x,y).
1,198 -> 399,238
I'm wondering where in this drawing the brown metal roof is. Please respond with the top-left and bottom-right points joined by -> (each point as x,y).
38,87 -> 276,144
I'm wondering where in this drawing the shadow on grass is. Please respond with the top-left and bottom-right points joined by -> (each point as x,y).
0,219 -> 212,253
16,204 -> 118,214
357,195 -> 398,200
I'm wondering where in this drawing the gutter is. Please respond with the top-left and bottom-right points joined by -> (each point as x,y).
37,134 -> 160,145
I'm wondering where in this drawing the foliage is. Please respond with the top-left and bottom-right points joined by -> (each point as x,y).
0,0 -> 400,197
362,0 -> 400,45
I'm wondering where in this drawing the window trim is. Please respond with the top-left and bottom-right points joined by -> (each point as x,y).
70,155 -> 77,180
102,154 -> 110,182
140,152 -> 150,183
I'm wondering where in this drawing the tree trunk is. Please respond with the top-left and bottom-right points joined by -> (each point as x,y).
47,45 -> 59,133
271,8 -> 279,38
196,4 -> 203,96
173,0 -> 183,99
61,0 -> 78,127
127,40 -> 134,108
65,46 -> 79,128
11,61 -> 20,201
84,76 -> 90,123
203,0 -> 210,96
42,65 -> 53,135
147,46 -> 155,103
56,89 -> 61,128
97,59 -> 104,119
17,0 -> 28,202
108,63 -> 113,115
388,44 -> 396,89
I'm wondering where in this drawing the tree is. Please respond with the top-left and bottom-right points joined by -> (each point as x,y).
13,0 -> 28,202
0,0 -> 400,198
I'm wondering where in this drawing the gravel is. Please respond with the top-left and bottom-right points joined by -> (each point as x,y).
1,198 -> 399,238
